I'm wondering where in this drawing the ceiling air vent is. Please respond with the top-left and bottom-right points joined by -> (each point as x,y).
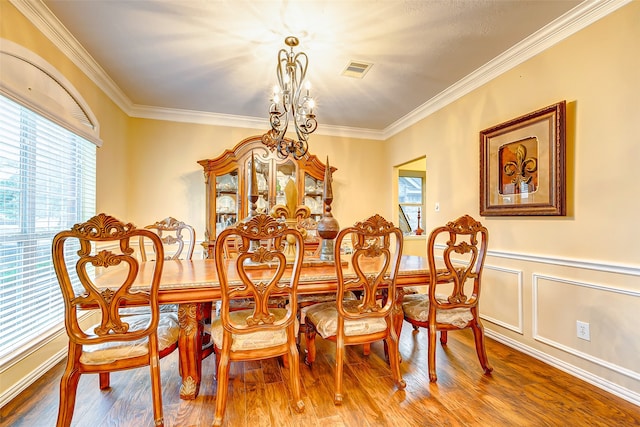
342,61 -> 373,79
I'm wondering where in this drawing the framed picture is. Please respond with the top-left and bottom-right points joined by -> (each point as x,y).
480,101 -> 566,216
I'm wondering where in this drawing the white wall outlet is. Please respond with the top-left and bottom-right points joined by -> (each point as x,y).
434,202 -> 440,212
576,320 -> 590,341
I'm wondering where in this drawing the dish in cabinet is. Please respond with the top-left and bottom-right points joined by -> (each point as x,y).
216,195 -> 236,213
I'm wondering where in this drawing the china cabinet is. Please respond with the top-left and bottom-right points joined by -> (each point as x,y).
198,135 -> 335,258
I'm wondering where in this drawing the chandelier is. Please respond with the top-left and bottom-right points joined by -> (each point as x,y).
262,36 -> 318,160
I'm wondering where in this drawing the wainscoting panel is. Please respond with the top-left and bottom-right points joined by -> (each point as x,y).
533,274 -> 640,382
480,265 -> 523,334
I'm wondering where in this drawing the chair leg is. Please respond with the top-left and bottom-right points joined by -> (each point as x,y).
428,327 -> 438,382
385,333 -> 406,390
334,335 -> 344,405
281,353 -> 290,369
148,347 -> 165,427
471,320 -> 494,374
287,329 -> 305,413
440,330 -> 448,345
363,343 -> 371,356
99,372 -> 110,390
57,364 -> 81,427
304,322 -> 317,366
213,348 -> 231,427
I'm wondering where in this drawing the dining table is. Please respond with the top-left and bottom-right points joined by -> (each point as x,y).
98,255 -> 436,400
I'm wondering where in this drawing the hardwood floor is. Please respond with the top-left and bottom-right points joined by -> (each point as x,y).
3,325 -> 639,426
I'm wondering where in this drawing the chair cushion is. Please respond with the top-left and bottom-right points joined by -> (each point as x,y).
305,300 -> 388,339
401,293 -> 474,328
79,312 -> 180,365
210,308 -> 299,352
296,291 -> 357,324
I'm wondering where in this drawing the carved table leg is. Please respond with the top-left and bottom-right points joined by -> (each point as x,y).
177,302 -> 205,400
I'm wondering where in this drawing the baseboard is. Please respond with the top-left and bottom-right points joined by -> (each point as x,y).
0,348 -> 66,409
485,329 -> 640,407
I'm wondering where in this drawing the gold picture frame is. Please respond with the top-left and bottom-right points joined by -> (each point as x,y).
480,101 -> 566,216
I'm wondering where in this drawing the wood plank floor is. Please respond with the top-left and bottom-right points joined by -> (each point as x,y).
2,325 -> 639,426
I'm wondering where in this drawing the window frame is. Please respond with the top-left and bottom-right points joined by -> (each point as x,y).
398,170 -> 425,236
0,39 -> 100,367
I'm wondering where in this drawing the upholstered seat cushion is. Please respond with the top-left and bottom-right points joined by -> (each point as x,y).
80,312 -> 180,365
305,300 -> 388,339
401,293 -> 474,328
296,291 -> 357,324
210,308 -> 299,352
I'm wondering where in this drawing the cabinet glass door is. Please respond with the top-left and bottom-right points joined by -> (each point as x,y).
275,160 -> 297,207
215,170 -> 238,236
304,172 -> 324,221
251,157 -> 270,214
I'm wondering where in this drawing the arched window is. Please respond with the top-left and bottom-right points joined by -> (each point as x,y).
0,39 -> 99,364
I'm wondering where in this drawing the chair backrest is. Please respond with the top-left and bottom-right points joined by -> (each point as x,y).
52,213 -> 165,347
140,216 -> 195,261
334,214 -> 403,322
427,214 -> 488,312
214,214 -> 304,335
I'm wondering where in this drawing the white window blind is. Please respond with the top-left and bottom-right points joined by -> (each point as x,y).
0,94 -> 96,363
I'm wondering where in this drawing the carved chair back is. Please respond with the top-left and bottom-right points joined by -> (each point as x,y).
427,214 -> 488,317
53,213 -> 165,346
140,216 -> 195,261
334,214 -> 403,328
214,214 -> 304,338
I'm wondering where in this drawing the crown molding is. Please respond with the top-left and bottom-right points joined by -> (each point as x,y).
129,104 -> 386,140
10,0 -> 135,114
12,0 -> 631,142
382,0 -> 632,139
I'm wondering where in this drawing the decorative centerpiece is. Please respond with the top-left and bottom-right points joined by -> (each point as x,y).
316,157 -> 339,261
271,178 -> 311,261
246,151 -> 259,220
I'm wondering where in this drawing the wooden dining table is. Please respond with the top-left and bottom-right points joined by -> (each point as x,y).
98,255 -> 434,400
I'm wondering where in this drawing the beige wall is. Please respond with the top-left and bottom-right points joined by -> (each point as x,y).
2,0 -> 639,408
126,120 -> 388,251
384,2 -> 640,402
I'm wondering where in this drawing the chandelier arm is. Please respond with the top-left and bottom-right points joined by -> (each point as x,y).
264,36 -> 316,160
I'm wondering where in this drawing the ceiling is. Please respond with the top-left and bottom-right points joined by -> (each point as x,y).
30,0 -> 597,139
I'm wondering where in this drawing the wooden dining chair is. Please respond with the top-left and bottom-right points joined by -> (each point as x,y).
401,214 -> 493,382
132,217 -> 196,316
52,213 -> 180,427
304,214 -> 406,404
136,216 -> 215,361
139,216 -> 196,261
211,214 -> 306,426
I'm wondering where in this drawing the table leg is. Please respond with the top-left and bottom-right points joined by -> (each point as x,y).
177,302 -> 206,399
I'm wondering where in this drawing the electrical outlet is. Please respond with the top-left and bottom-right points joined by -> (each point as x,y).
577,321 -> 590,341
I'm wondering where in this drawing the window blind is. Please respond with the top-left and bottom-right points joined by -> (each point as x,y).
0,94 -> 96,363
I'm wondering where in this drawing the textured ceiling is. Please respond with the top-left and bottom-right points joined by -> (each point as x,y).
38,0 -> 587,136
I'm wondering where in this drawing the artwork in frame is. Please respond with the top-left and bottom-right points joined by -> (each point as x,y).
480,101 -> 566,216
